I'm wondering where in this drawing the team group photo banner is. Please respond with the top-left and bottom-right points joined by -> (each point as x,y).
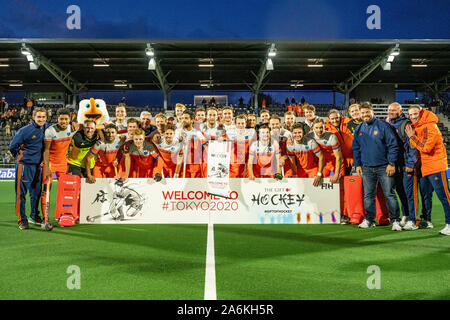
80,178 -> 340,224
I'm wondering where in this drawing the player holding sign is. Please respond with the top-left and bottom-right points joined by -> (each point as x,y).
226,114 -> 256,178
287,123 -> 324,186
154,124 -> 184,178
247,125 -> 282,180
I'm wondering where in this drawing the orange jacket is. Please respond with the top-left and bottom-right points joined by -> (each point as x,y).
325,116 -> 354,168
409,108 -> 447,176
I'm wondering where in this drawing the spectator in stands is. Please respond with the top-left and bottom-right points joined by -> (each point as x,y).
5,121 -> 11,136
386,102 -> 411,227
26,100 -> 34,115
353,102 -> 401,231
0,97 -> 8,113
139,111 -> 157,137
12,120 -> 21,137
0,113 -> 6,128
302,105 -> 317,133
238,97 -> 244,106
247,114 -> 257,129
405,105 -> 450,235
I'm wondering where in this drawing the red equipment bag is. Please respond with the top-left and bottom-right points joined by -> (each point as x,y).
344,176 -> 365,224
344,176 -> 390,225
55,174 -> 81,227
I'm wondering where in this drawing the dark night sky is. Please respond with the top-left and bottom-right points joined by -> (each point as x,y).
1,0 -> 448,106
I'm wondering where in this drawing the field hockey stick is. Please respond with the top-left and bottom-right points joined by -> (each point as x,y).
42,176 -> 53,231
86,212 -> 109,222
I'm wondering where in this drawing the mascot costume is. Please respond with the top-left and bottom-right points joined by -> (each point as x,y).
77,98 -> 110,128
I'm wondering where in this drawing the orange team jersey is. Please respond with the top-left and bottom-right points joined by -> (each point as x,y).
226,128 -> 256,177
175,128 -> 208,177
44,124 -> 76,174
287,136 -> 321,178
249,140 -> 281,178
154,137 -> 184,178
307,131 -> 344,177
90,136 -> 121,178
325,117 -> 354,168
127,140 -> 162,178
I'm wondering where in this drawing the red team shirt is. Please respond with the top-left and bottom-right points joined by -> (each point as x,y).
126,140 -> 162,178
287,136 -> 321,177
90,136 -> 121,178
175,128 -> 208,178
306,131 -> 344,177
249,140 -> 281,178
154,138 -> 184,178
226,128 -> 256,178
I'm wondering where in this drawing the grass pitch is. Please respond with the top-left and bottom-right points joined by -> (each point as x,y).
0,180 -> 449,300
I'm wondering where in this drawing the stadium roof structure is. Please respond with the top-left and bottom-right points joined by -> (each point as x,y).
0,39 -> 449,97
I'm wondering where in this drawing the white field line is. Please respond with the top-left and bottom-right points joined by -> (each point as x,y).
204,222 -> 217,300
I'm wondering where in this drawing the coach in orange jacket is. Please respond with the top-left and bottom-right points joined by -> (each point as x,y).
325,109 -> 354,175
405,105 -> 450,235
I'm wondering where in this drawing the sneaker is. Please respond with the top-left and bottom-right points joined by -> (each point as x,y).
18,221 -> 29,230
392,221 -> 402,231
426,221 -> 434,229
29,216 -> 43,225
403,221 -> 418,231
439,224 -> 450,236
358,219 -> 376,229
340,215 -> 350,225
400,216 -> 408,227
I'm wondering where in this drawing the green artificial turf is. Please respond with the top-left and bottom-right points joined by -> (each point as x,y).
0,180 -> 449,300
0,181 -> 207,300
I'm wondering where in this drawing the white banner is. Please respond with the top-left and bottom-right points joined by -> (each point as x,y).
80,178 -> 340,224
206,140 -> 231,198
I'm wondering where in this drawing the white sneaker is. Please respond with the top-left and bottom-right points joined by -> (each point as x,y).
426,221 -> 434,229
392,221 -> 402,231
400,216 -> 408,227
439,224 -> 450,235
358,219 -> 375,229
403,221 -> 418,231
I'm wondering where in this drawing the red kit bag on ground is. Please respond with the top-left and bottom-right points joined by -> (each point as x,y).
344,176 -> 390,225
54,174 -> 81,227
344,176 -> 365,224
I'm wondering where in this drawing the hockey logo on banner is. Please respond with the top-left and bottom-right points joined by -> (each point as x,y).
206,140 -> 231,198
